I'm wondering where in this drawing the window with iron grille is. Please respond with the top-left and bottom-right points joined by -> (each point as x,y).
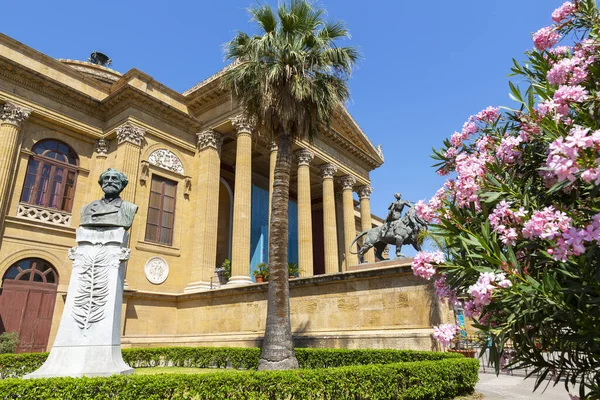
145,175 -> 177,246
20,140 -> 79,212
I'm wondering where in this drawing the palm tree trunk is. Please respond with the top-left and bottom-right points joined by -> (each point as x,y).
258,133 -> 299,370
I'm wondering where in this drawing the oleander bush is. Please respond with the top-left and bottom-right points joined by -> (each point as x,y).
0,356 -> 479,400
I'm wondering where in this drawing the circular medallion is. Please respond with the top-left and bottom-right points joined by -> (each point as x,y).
144,257 -> 169,285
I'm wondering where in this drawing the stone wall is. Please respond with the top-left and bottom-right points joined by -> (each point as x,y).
121,260 -> 453,351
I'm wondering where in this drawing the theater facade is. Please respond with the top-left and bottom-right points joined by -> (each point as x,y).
0,34 -> 450,353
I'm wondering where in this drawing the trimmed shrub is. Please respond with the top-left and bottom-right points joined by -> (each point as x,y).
0,347 -> 464,378
0,333 -> 18,354
0,357 -> 479,399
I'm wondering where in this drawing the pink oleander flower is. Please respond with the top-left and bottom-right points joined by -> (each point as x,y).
475,135 -> 493,152
415,200 -> 435,223
554,85 -> 589,105
454,152 -> 489,209
434,275 -> 457,306
411,251 -> 445,280
522,206 -> 572,240
495,273 -> 513,288
475,106 -> 500,123
549,46 -> 570,56
468,272 -> 497,306
496,136 -> 523,164
552,2 -> 576,23
433,323 -> 458,347
464,300 -> 482,318
462,121 -> 478,137
547,56 -> 589,86
533,26 -> 561,51
489,201 -> 527,246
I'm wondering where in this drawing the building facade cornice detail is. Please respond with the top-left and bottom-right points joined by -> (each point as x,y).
295,149 -> 314,167
231,114 -> 254,136
356,185 -> 373,200
320,163 -> 338,179
95,139 -> 110,157
196,130 -> 223,153
0,102 -> 32,127
339,175 -> 357,190
148,149 -> 185,175
116,122 -> 146,147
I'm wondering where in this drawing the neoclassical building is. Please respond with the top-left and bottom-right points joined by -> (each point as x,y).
0,34 -> 449,353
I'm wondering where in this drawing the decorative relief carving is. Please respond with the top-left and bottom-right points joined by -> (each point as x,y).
69,243 -> 130,334
148,149 -> 185,175
17,203 -> 71,226
184,176 -> 192,199
144,257 -> 169,285
376,144 -> 384,162
95,139 -> 110,157
197,130 -> 223,152
339,175 -> 357,190
139,160 -> 150,185
0,102 -> 31,127
356,185 -> 373,199
231,114 -> 255,135
320,163 -> 338,179
270,142 -> 278,152
115,122 -> 145,147
295,149 -> 314,166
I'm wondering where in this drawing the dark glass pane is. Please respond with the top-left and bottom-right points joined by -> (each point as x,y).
18,272 -> 31,281
32,140 -> 78,165
35,164 -> 52,206
21,160 -> 39,203
163,197 -> 175,212
3,266 -> 20,280
37,262 -> 52,273
164,181 -> 177,197
147,208 -> 160,225
49,168 -> 65,209
145,224 -> 158,242
32,272 -> 44,283
160,228 -> 172,245
150,178 -> 162,192
45,271 -> 56,284
162,212 -> 174,228
18,259 -> 33,270
149,192 -> 161,208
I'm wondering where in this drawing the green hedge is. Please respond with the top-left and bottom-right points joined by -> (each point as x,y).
0,358 -> 479,399
0,347 -> 464,378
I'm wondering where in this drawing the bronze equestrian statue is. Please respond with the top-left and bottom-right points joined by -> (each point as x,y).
350,194 -> 427,263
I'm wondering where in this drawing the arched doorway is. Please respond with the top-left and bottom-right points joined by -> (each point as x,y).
0,258 -> 58,353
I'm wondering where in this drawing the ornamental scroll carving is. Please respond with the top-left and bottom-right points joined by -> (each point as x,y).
147,149 -> 185,175
320,163 -> 338,179
197,130 -> 223,152
231,114 -> 255,135
0,103 -> 31,127
116,122 -> 145,147
356,185 -> 373,199
96,139 -> 110,157
339,175 -> 357,190
295,149 -> 314,166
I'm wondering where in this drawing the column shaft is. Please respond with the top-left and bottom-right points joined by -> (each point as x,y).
229,116 -> 253,285
321,164 -> 339,274
296,149 -> 314,277
341,176 -> 358,268
0,104 -> 31,234
358,186 -> 375,263
115,122 -> 145,203
186,131 -> 222,292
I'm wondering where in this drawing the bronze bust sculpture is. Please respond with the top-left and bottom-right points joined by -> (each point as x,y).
80,168 -> 138,230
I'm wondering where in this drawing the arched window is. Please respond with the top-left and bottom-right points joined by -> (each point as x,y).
20,140 -> 79,212
3,258 -> 58,285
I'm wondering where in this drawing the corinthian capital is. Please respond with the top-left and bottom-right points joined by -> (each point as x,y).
116,122 -> 145,147
231,114 -> 255,136
0,103 -> 32,128
197,130 -> 223,152
95,139 -> 110,157
338,175 -> 356,190
295,149 -> 314,167
320,163 -> 338,179
356,185 -> 373,200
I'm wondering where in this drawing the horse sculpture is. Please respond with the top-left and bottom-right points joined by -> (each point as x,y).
350,206 -> 428,263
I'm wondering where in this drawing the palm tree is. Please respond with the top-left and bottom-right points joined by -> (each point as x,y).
222,0 -> 359,370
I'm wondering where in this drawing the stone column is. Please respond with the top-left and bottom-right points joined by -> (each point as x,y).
340,175 -> 358,268
268,142 -> 277,228
0,103 -> 31,231
185,130 -> 223,292
115,122 -> 145,203
228,115 -> 254,285
320,164 -> 339,274
295,149 -> 314,277
94,139 -> 110,198
356,185 -> 375,264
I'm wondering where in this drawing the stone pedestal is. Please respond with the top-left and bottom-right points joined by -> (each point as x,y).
25,227 -> 133,378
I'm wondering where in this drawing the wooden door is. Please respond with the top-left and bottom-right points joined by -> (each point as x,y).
0,259 -> 58,353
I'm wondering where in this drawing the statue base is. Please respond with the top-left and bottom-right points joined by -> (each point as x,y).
25,227 -> 133,378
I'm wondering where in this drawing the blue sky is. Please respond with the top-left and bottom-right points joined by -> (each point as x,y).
2,1 -> 566,254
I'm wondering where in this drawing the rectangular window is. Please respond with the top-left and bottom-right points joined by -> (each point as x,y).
145,175 -> 177,246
